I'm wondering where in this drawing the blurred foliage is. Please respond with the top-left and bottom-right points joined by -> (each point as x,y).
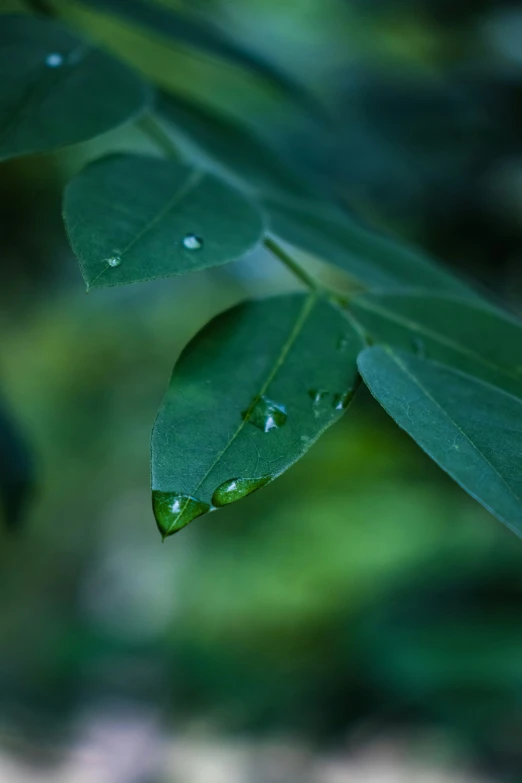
2,0 -> 522,780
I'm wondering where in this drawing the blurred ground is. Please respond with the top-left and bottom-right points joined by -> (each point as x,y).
2,0 -> 522,781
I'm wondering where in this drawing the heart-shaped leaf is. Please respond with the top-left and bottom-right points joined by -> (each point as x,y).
358,346 -> 522,537
350,293 -> 522,397
0,15 -> 149,161
63,154 -> 265,289
265,198 -> 476,297
151,294 -> 364,537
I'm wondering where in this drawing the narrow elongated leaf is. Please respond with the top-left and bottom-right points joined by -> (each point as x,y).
265,198 -> 475,297
63,154 -> 265,289
159,93 -> 314,199
0,396 -> 34,531
151,294 -> 364,537
76,0 -> 320,115
0,15 -> 149,161
350,293 -> 522,398
358,346 -> 522,537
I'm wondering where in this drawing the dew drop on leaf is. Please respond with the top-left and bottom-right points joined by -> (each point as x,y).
182,233 -> 203,250
242,396 -> 287,432
152,490 -> 209,538
212,476 -> 271,507
106,255 -> 121,268
332,391 -> 353,411
45,53 -> 64,68
308,389 -> 329,405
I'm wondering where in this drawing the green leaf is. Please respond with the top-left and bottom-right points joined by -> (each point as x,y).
63,154 -> 265,289
151,294 -> 364,537
350,293 -> 522,397
158,93 -> 314,199
76,0 -> 320,115
265,198 -> 476,297
358,346 -> 522,537
0,15 -> 149,161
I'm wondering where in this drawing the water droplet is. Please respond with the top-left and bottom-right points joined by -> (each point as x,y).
183,233 -> 203,250
332,391 -> 353,411
106,256 -> 121,268
152,491 -> 209,538
337,335 -> 350,352
212,476 -> 271,507
45,53 -> 64,68
308,389 -> 328,405
413,338 -> 426,358
242,396 -> 287,433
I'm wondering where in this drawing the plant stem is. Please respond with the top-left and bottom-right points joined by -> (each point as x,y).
138,113 -> 182,160
264,236 -> 323,294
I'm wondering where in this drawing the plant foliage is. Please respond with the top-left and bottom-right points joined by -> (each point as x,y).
2,7 -> 522,540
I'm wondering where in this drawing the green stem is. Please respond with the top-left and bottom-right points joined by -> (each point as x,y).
138,113 -> 182,160
264,236 -> 323,294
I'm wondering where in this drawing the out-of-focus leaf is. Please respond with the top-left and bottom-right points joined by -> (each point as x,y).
350,293 -> 522,397
358,346 -> 522,537
159,93 -> 314,199
265,198 -> 476,297
0,396 -> 34,530
75,0 -> 320,115
63,154 -> 265,289
151,294 -> 364,537
0,15 -> 149,161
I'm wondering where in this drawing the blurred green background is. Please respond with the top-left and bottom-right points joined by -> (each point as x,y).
2,0 -> 522,780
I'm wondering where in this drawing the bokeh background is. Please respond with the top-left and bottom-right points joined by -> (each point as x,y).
2,0 -> 522,780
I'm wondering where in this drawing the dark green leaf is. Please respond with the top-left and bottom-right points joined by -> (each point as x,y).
0,15 -> 149,161
358,346 -> 522,537
76,0 -> 320,115
0,396 -> 34,531
151,294 -> 364,537
159,93 -> 314,199
265,198 -> 476,297
350,293 -> 522,397
63,154 -> 265,289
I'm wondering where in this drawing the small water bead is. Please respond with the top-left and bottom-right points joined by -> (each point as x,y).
212,476 -> 271,507
183,234 -> 203,251
106,256 -> 121,268
308,389 -> 329,405
152,490 -> 210,538
45,53 -> 64,68
332,391 -> 353,411
243,396 -> 287,433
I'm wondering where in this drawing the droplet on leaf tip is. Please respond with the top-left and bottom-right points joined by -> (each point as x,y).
332,391 -> 353,411
152,490 -> 209,538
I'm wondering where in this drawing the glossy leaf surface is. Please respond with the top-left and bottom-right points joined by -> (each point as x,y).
63,154 -> 265,288
350,293 -> 522,397
151,294 -> 364,536
0,15 -> 148,161
265,198 -> 475,297
358,346 -> 522,537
